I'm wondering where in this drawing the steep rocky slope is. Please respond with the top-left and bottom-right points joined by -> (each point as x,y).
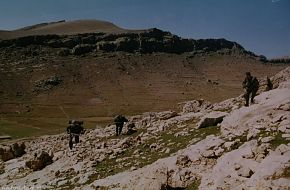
1,67 -> 289,189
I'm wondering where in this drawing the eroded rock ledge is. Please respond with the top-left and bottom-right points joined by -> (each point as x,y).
0,28 -> 252,56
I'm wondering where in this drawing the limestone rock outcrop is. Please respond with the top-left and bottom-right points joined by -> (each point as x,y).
26,151 -> 53,171
0,28 -> 248,55
0,142 -> 26,161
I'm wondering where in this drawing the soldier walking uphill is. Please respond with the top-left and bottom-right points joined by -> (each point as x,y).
67,120 -> 84,149
242,72 -> 259,107
114,115 -> 128,136
266,76 -> 273,91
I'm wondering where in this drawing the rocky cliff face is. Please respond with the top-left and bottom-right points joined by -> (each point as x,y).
0,28 -> 251,55
0,67 -> 289,189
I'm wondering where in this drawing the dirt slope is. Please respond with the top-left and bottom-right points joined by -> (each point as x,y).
0,50 -> 286,138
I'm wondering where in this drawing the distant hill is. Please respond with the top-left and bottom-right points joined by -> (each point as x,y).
0,30 -> 11,39
0,20 -> 140,40
269,56 -> 290,64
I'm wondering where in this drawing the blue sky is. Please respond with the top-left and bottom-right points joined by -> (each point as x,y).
0,0 -> 289,58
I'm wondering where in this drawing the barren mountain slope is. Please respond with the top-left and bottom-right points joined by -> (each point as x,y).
0,50 -> 286,138
0,20 -> 136,40
0,20 -> 287,139
0,67 -> 289,190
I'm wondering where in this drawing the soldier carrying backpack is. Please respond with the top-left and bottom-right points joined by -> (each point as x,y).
67,120 -> 84,149
114,115 -> 128,136
242,72 -> 259,107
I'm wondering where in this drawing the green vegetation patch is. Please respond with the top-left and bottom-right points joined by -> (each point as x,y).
0,163 -> 5,175
0,115 -> 110,140
281,165 -> 290,179
88,122 -> 220,183
0,121 -> 41,139
185,179 -> 201,190
269,132 -> 290,149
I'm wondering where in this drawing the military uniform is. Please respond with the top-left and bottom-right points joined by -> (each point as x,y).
243,72 -> 259,106
114,115 -> 128,136
67,120 -> 84,149
266,77 -> 273,91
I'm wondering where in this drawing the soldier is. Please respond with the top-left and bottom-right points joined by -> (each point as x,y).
242,72 -> 259,106
126,123 -> 137,135
67,120 -> 84,149
114,115 -> 128,136
266,76 -> 273,91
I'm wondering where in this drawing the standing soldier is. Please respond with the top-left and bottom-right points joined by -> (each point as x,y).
67,120 -> 84,149
242,72 -> 259,106
114,115 -> 128,136
266,76 -> 273,91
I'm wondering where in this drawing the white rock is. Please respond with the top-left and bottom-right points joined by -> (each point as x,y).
199,140 -> 258,190
158,124 -> 166,131
237,166 -> 254,178
223,141 -> 236,150
282,134 -> 290,140
275,144 -> 290,155
214,147 -> 225,157
165,148 -> 170,154
130,166 -> 137,171
168,169 -> 194,188
276,102 -> 290,111
196,111 -> 228,129
260,136 -> 275,143
181,99 -> 211,113
176,155 -> 190,166
247,128 -> 260,140
97,154 -> 106,162
156,111 -> 178,120
221,85 -> 290,137
174,131 -> 189,137
202,150 -> 215,158
278,125 -> 290,133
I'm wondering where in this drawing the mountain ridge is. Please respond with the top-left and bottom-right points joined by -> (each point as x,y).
0,19 -> 142,40
0,19 -> 254,56
0,26 -> 253,56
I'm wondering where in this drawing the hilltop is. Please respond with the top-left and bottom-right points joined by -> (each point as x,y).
0,20 -> 135,40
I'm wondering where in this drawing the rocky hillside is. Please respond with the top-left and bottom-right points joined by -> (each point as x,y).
0,67 -> 289,189
0,26 -> 250,55
0,20 -> 286,139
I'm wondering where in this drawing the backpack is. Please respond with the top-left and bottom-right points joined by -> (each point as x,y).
114,115 -> 122,123
114,115 -> 128,123
252,77 -> 259,89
